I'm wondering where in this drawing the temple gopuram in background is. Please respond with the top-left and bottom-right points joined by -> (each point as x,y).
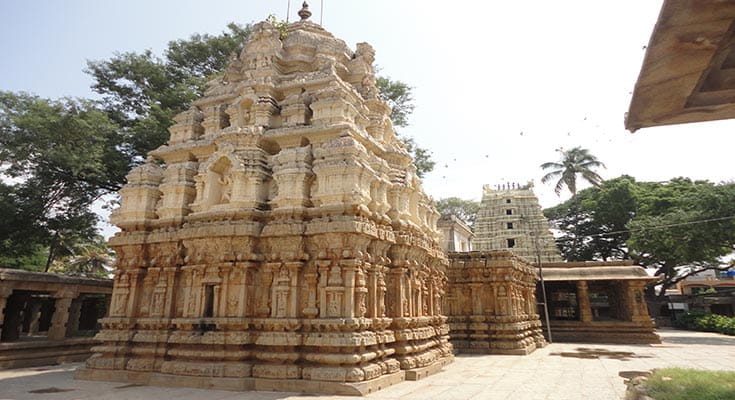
441,183 -> 660,346
77,5 -> 452,395
472,183 -> 561,264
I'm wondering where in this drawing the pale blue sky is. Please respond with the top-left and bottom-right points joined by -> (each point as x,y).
3,0 -> 735,224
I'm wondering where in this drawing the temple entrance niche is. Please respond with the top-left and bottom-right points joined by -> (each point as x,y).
205,157 -> 234,206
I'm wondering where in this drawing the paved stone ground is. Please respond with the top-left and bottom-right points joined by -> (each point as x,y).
1,328 -> 733,400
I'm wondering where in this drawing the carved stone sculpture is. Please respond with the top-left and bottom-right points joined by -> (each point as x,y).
445,251 -> 546,355
77,12 -> 451,396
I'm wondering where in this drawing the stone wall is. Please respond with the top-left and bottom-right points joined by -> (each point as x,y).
445,251 -> 546,355
78,11 -> 451,396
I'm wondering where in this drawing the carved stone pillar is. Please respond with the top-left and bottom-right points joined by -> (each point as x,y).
317,260 -> 330,318
48,291 -> 76,341
303,266 -> 319,318
377,266 -> 387,318
470,283 -> 483,315
125,269 -> 145,318
27,301 -> 43,335
162,267 -> 178,318
0,286 -> 13,339
387,267 -> 407,318
234,262 -> 255,317
576,281 -> 593,323
65,298 -> 83,337
627,282 -> 650,323
256,264 -> 274,317
342,261 -> 356,318
287,261 -> 303,318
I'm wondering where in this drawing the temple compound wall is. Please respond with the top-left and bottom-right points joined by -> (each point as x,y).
540,261 -> 660,344
472,183 -> 561,263
445,251 -> 546,355
77,9 -> 452,396
0,269 -> 112,369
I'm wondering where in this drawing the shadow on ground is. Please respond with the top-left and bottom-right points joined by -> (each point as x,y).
549,347 -> 653,361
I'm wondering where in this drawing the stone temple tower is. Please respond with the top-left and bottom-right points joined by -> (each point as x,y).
78,6 -> 452,395
472,183 -> 561,263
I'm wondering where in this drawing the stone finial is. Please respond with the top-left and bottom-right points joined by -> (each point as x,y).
298,2 -> 312,20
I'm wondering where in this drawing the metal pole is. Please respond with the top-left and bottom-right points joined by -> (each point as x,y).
536,237 -> 553,343
286,0 -> 291,23
528,218 -> 553,343
320,0 -> 324,25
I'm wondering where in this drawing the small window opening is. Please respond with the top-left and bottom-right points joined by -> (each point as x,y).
506,199 -> 511,203
203,285 -> 215,318
506,209 -> 513,215
507,222 -> 514,229
507,238 -> 516,248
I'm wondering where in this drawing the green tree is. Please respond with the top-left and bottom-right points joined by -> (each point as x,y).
49,235 -> 113,278
627,181 -> 735,297
544,176 -> 735,296
540,147 -> 606,196
1,24 -> 252,270
0,92 -> 120,269
376,76 -> 414,128
544,176 -> 638,261
435,197 -> 480,227
87,23 -> 253,160
376,76 -> 435,177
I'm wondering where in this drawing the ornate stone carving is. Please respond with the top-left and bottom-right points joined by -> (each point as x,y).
446,251 -> 547,355
82,15 -> 451,395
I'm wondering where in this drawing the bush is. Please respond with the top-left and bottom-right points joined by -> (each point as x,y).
673,310 -> 735,336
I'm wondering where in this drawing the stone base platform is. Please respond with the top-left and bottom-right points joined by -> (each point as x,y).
404,354 -> 454,380
0,337 -> 98,369
75,368 -> 407,396
453,340 -> 546,355
545,321 -> 661,344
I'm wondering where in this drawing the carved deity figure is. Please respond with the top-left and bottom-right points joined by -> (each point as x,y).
218,173 -> 232,203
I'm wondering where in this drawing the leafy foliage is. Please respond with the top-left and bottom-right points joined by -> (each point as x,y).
49,235 -> 113,278
376,76 -> 434,178
0,24 -> 252,271
435,197 -> 480,227
86,23 -> 252,160
376,76 -> 414,128
544,176 -> 735,296
0,92 -> 119,269
541,147 -> 605,196
673,310 -> 735,336
265,14 -> 289,39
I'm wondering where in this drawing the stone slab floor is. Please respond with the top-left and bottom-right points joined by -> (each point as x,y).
1,328 -> 733,400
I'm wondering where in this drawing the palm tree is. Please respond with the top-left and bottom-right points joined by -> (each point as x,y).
49,236 -> 113,278
540,147 -> 606,196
